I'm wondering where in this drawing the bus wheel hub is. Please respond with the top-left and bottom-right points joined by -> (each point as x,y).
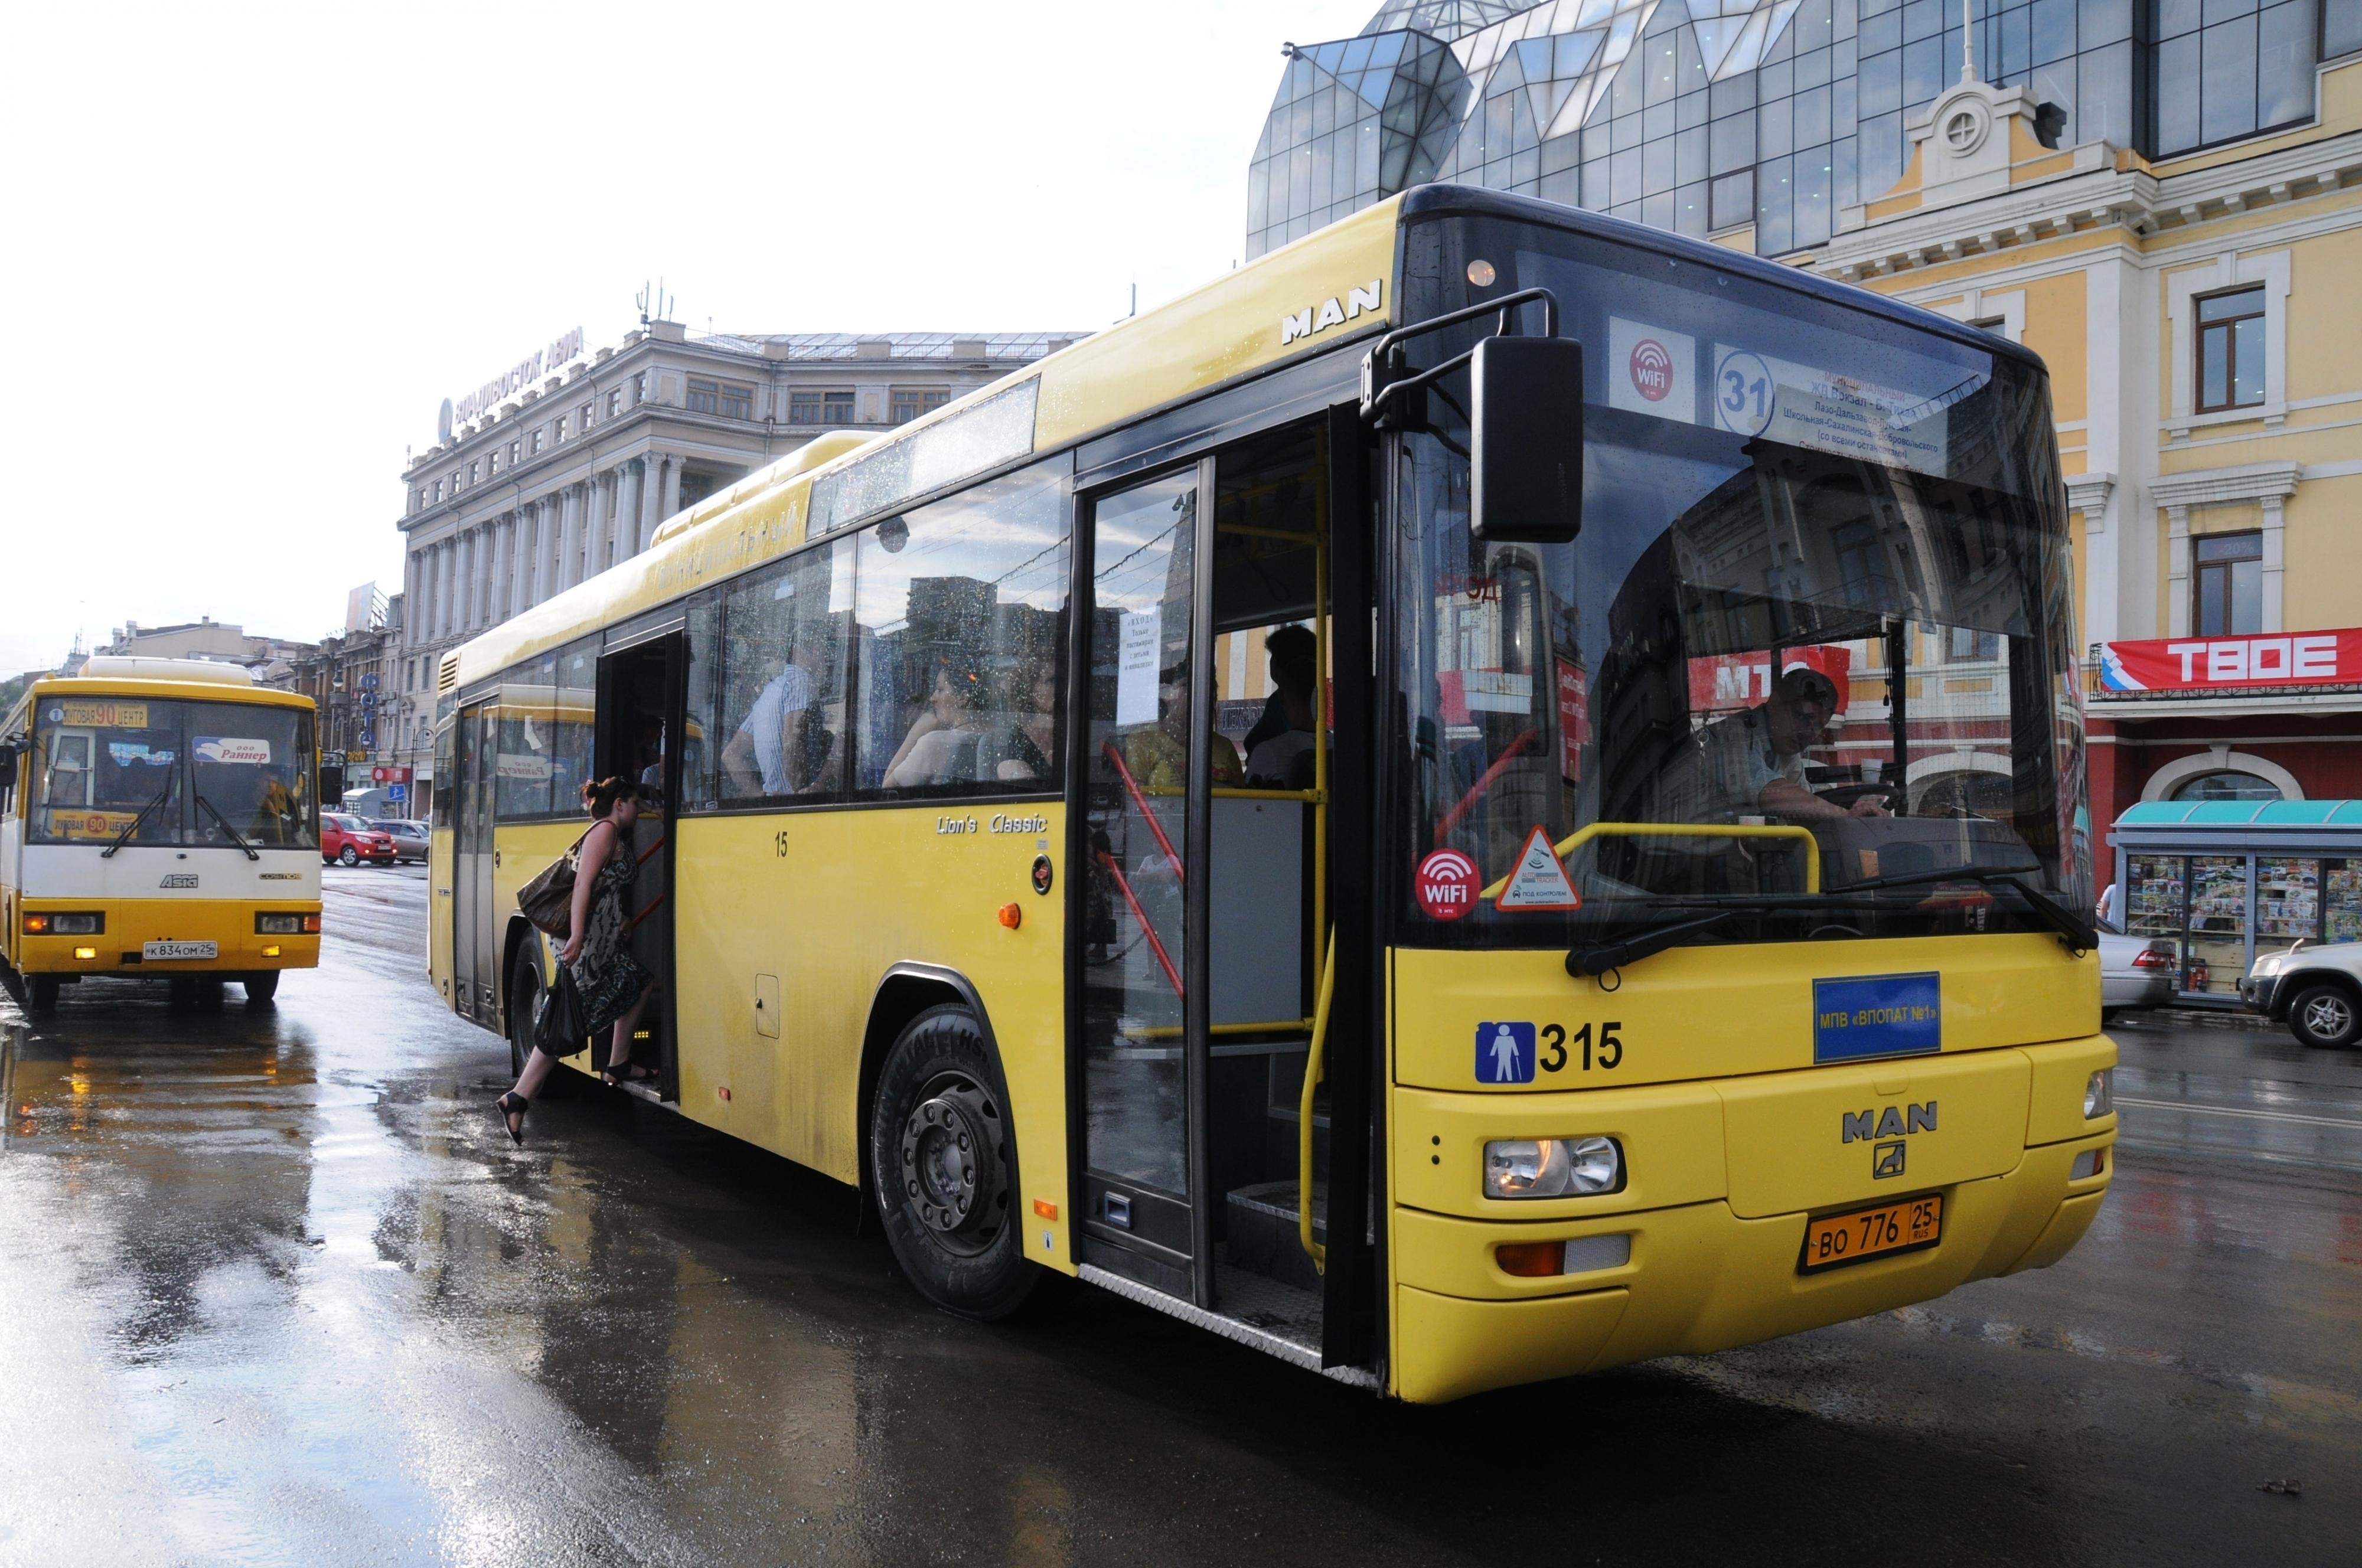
901,1078 -> 1003,1241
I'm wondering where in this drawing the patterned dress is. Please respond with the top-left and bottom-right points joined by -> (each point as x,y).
569,828 -> 652,1035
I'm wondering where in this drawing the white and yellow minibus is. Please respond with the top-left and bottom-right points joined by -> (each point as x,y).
2,659 -> 321,1010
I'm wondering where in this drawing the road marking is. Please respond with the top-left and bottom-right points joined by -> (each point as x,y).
2116,1096 -> 2362,1131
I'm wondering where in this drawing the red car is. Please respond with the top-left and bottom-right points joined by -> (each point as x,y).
322,813 -> 398,866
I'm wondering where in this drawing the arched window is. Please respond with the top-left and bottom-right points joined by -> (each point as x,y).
2169,770 -> 2284,802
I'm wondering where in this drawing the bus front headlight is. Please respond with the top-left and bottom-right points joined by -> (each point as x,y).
1483,1136 -> 1623,1198
2084,1069 -> 2113,1119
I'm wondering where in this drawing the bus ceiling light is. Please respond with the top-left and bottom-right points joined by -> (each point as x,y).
1483,1136 -> 1623,1199
2083,1069 -> 2113,1119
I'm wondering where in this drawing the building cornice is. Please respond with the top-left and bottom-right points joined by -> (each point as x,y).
2147,459 -> 2304,508
1815,127 -> 2362,283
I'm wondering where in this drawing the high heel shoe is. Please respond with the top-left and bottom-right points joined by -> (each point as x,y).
495,1092 -> 528,1145
603,1057 -> 657,1087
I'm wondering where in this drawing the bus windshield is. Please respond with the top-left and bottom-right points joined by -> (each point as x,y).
1389,215 -> 2086,949
29,696 -> 317,850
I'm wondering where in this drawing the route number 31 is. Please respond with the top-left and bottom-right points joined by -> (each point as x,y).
1541,1021 -> 1623,1073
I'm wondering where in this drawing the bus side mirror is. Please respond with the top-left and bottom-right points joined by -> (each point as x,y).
1470,334 -> 1584,544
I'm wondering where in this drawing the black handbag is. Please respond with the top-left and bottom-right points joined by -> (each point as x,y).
532,961 -> 590,1059
517,835 -> 585,938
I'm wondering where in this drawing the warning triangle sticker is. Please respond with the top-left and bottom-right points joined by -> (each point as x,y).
1495,826 -> 1582,910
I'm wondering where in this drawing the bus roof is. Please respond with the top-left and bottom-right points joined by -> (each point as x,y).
5,669 -> 315,740
445,184 -> 2047,696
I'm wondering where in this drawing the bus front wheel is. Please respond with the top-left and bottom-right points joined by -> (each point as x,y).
869,1003 -> 1036,1321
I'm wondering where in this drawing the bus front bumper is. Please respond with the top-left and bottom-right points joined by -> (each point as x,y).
1385,1040 -> 2116,1403
14,899 -> 321,977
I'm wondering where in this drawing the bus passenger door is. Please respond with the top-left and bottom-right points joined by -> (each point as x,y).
595,632 -> 681,1096
1076,462 -> 1211,1304
454,702 -> 495,1023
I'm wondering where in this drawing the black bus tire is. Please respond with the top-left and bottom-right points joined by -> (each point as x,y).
244,972 -> 280,1005
2288,982 -> 2361,1048
869,1002 -> 1036,1321
29,975 -> 59,1013
508,943 -> 543,1082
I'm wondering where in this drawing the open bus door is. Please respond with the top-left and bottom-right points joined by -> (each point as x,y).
1072,411 -> 1380,1376
593,627 -> 685,1102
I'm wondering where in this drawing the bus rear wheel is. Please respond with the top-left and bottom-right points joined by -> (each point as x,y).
243,972 -> 279,1005
28,975 -> 59,1014
507,943 -> 543,1080
869,1003 -> 1035,1321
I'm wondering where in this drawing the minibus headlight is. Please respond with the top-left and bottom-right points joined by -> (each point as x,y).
26,912 -> 103,935
1483,1136 -> 1623,1199
2083,1069 -> 2113,1119
257,914 -> 304,935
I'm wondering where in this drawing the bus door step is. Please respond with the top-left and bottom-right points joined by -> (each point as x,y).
1226,1180 -> 1327,1295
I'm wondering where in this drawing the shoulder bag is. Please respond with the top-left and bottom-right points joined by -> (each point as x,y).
516,833 -> 588,939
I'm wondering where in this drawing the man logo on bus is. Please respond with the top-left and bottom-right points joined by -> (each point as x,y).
1627,338 -> 1675,401
1415,849 -> 1479,921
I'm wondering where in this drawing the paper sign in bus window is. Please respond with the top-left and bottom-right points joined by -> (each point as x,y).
1496,826 -> 1581,910
1116,608 -> 1162,726
1712,345 -> 1979,479
195,737 -> 272,766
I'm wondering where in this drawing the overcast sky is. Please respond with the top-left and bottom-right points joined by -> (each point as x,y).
0,1 -> 1375,677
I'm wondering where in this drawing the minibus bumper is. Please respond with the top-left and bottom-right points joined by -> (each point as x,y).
1386,1039 -> 2116,1403
14,899 -> 321,977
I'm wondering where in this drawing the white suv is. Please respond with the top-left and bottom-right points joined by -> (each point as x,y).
2242,943 -> 2362,1048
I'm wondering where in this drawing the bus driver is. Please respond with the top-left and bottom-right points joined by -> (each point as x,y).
1684,665 -> 1888,824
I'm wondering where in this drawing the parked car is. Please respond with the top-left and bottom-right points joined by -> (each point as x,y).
371,818 -> 430,864
322,813 -> 398,867
2242,939 -> 2362,1048
2097,920 -> 2176,1020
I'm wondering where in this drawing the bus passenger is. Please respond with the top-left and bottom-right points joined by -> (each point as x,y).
722,652 -> 810,798
1244,625 -> 1319,788
1123,665 -> 1242,791
883,661 -> 991,788
1681,667 -> 1888,824
495,778 -> 658,1144
994,662 -> 1059,782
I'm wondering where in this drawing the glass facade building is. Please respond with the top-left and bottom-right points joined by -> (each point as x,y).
1247,0 -> 2362,257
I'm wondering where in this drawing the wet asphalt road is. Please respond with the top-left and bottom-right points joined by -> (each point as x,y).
1,868 -> 2356,1567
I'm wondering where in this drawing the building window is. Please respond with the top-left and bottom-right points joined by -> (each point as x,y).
432,480 -> 443,503
687,378 -> 720,414
530,429 -> 544,455
607,389 -> 622,418
1946,626 -> 2001,662
554,417 -> 567,443
2193,532 -> 2263,635
468,462 -> 479,484
579,402 -> 593,432
720,384 -> 752,419
2331,0 -> 2362,58
791,390 -> 856,424
2169,770 -> 2283,802
633,373 -> 647,405
890,388 -> 952,424
2195,287 -> 2266,413
2154,0 -> 2318,156
510,440 -> 523,465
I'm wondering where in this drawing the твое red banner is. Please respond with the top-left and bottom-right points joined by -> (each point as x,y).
2096,630 -> 2362,693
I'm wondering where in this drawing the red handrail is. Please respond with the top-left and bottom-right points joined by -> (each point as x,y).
1434,726 -> 1538,842
625,892 -> 667,935
1101,740 -> 1184,886
1097,849 -> 1183,998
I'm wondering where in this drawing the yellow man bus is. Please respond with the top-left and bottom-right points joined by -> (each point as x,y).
429,186 -> 2115,1402
2,658 -> 321,1011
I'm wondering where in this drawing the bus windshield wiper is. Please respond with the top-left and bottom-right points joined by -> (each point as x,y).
98,781 -> 176,858
1835,862 -> 2095,951
1567,909 -> 1738,978
195,793 -> 260,861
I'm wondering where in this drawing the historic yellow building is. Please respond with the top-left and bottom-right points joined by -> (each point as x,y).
1790,59 -> 2362,819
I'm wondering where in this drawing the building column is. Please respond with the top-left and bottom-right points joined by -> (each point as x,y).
2165,504 -> 2191,638
402,549 -> 421,649
508,512 -> 527,618
659,452 -> 681,526
2260,494 -> 2286,632
637,455 -> 664,557
436,540 -> 454,640
556,486 -> 579,593
586,472 -> 609,577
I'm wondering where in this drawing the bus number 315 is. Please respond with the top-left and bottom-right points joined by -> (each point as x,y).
1540,1022 -> 1623,1073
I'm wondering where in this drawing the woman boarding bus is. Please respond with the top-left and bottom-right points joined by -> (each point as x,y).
1,658 -> 321,1010
430,185 -> 2115,1402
